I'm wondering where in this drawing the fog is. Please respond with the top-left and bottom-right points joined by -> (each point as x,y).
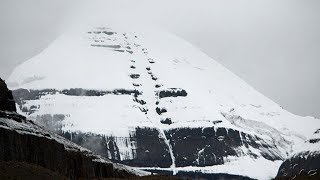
0,0 -> 319,117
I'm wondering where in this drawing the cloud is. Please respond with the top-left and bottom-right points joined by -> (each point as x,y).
0,0 -> 319,117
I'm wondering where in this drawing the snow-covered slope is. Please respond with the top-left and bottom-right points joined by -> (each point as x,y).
7,26 -> 320,179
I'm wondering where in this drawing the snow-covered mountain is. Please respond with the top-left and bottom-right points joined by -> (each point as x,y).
7,26 -> 320,179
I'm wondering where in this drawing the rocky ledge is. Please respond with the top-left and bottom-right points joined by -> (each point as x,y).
276,129 -> 320,179
0,78 -> 149,179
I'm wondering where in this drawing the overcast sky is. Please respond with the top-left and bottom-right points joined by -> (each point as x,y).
0,0 -> 319,118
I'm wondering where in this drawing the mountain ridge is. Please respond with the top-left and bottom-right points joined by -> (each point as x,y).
7,26 -> 320,179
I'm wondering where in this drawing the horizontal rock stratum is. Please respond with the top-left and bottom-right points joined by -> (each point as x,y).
0,77 -> 149,179
7,26 -> 320,179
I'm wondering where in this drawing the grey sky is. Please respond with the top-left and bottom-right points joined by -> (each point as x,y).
0,0 -> 319,118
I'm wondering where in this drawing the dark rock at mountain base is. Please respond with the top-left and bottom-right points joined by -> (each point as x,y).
20,109 -> 283,169
276,129 -> 320,180
0,161 -> 68,180
166,127 -> 282,167
124,127 -> 173,168
144,169 -> 255,180
57,126 -> 282,169
0,124 -> 137,179
0,78 -> 16,112
0,111 -> 26,122
61,131 -> 117,160
0,161 -> 179,180
59,128 -> 173,168
275,153 -> 320,180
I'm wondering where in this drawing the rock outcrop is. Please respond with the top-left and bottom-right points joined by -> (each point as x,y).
0,78 -> 16,112
276,129 -> 320,179
0,78 -> 148,179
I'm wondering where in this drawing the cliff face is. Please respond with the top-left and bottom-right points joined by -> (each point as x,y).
0,78 -> 147,179
59,126 -> 282,168
0,78 -> 16,112
276,129 -> 320,179
0,126 -> 135,179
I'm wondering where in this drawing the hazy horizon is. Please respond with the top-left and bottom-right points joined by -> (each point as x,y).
0,0 -> 319,118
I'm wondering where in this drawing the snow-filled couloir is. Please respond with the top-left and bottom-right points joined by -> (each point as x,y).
7,26 -> 320,179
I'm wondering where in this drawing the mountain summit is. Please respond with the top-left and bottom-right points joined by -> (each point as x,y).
7,26 -> 320,179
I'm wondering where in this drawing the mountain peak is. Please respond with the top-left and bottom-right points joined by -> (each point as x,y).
7,26 -> 320,179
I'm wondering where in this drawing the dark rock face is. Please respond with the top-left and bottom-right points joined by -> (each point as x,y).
166,127 -> 282,167
0,161 -> 69,179
0,126 -> 136,179
276,129 -> 320,179
0,161 -> 177,180
0,111 -> 26,122
144,169 -> 255,180
60,127 -> 173,168
0,78 -> 16,112
125,127 -> 172,167
0,79 -> 140,179
276,152 -> 320,179
52,125 -> 282,168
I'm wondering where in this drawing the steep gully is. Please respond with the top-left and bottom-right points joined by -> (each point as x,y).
125,33 -> 177,174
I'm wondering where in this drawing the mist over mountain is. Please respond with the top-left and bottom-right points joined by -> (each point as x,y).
1,0 -> 320,118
